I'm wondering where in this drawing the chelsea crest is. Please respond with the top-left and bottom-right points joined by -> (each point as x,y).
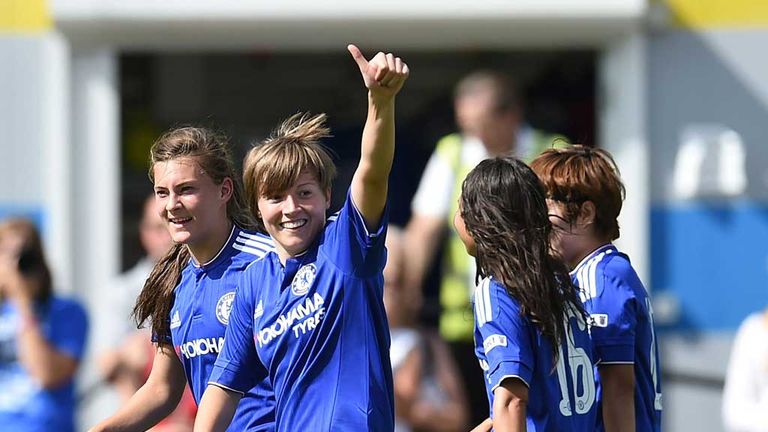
216,292 -> 236,325
291,263 -> 317,296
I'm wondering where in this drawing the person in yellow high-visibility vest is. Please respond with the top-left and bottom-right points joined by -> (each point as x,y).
403,70 -> 565,425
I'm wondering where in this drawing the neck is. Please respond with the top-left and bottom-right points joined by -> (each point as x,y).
568,238 -> 611,270
188,221 -> 233,265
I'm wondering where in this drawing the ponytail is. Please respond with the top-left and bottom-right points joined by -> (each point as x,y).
133,243 -> 190,342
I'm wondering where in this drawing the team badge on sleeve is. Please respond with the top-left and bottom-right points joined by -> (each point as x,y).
291,264 -> 317,296
589,313 -> 609,328
216,292 -> 236,325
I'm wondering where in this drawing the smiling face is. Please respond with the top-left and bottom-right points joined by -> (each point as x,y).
152,157 -> 233,262
257,171 -> 330,263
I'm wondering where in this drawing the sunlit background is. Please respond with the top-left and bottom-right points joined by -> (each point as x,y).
1,1 -> 767,430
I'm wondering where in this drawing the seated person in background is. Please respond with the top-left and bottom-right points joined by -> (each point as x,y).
722,308 -> 768,432
385,226 -> 468,432
0,218 -> 89,432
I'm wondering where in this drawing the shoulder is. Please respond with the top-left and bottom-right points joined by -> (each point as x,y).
433,133 -> 463,160
476,278 -> 523,319
599,250 -> 645,296
46,296 -> 88,323
231,229 -> 275,264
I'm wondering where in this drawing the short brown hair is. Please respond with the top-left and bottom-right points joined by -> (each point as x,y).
243,112 -> 336,218
530,145 -> 625,241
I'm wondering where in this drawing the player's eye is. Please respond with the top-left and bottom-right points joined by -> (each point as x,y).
298,189 -> 312,198
155,190 -> 168,198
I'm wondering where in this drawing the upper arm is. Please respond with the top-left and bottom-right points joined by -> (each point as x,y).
583,268 -> 638,363
145,344 -> 188,401
323,191 -> 388,277
492,378 -> 528,432
476,281 -> 535,390
598,363 -> 635,394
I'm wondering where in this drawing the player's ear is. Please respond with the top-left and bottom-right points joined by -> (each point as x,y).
578,201 -> 597,227
220,177 -> 234,203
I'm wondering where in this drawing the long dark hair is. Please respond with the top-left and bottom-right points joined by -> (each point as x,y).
133,127 -> 256,342
459,157 -> 586,361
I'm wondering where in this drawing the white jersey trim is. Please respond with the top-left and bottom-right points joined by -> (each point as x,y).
491,374 -> 531,392
193,225 -> 237,267
207,381 -> 245,396
475,278 -> 493,327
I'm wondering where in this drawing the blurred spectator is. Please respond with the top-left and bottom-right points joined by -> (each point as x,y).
385,226 -> 468,432
403,70 -> 565,425
96,195 -> 196,431
722,309 -> 768,431
0,218 -> 89,432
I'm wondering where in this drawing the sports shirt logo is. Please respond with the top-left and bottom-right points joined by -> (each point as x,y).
216,292 -> 236,325
170,310 -> 181,329
291,263 -> 317,296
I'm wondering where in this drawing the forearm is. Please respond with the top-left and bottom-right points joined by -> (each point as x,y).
16,307 -> 76,388
90,379 -> 183,432
194,384 -> 241,432
356,95 -> 395,189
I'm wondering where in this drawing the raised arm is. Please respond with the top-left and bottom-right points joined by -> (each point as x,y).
347,44 -> 409,229
89,343 -> 187,432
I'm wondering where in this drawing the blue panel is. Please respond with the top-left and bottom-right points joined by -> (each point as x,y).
651,201 -> 768,331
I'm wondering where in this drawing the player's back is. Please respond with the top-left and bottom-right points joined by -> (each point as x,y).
473,278 -> 598,431
572,244 -> 662,432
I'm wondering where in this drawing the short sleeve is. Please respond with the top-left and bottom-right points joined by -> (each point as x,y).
476,280 -> 535,390
584,272 -> 637,364
410,136 -> 458,218
321,189 -> 388,277
209,265 -> 267,393
48,298 -> 89,360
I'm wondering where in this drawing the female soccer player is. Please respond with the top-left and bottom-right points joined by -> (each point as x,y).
194,45 -> 409,431
90,127 -> 275,432
0,218 -> 88,432
453,157 -> 598,432
531,145 -> 662,432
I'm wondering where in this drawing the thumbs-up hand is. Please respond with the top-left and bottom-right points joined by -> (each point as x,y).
348,44 -> 409,99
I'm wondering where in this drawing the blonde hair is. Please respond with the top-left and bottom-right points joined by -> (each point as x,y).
243,113 -> 336,217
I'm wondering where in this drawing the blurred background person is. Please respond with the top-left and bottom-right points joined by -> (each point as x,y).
97,194 -> 171,397
403,70 -> 565,425
95,194 -> 196,431
722,308 -> 768,432
385,226 -> 468,432
0,218 -> 89,432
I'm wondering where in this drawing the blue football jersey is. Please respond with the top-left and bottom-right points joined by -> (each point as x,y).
211,190 -> 394,432
473,277 -> 598,431
0,296 -> 88,432
571,244 -> 662,432
169,226 -> 276,432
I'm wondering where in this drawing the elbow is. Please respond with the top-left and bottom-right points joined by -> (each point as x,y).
494,390 -> 528,415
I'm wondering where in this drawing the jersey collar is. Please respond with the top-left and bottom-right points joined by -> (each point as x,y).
190,224 -> 239,274
569,243 -> 616,276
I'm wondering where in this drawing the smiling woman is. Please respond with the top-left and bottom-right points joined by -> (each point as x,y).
90,127 -> 277,432
195,44 -> 410,432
